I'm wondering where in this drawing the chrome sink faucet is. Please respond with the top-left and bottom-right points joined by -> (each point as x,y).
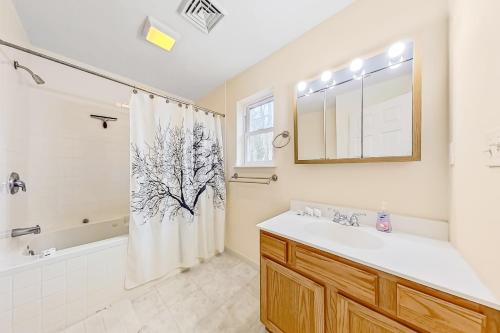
11,225 -> 41,238
332,211 -> 348,224
332,211 -> 366,227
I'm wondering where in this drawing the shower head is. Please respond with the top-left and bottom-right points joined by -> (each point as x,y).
13,61 -> 45,85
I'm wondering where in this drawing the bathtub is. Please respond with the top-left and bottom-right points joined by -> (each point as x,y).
0,217 -> 130,333
26,217 -> 129,256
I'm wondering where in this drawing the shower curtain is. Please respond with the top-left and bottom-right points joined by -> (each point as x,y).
125,92 -> 225,289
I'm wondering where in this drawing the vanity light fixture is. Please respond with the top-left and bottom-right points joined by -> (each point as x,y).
321,70 -> 332,82
328,80 -> 337,89
389,62 -> 402,70
388,41 -> 406,59
297,81 -> 307,92
143,17 -> 179,52
350,58 -> 364,72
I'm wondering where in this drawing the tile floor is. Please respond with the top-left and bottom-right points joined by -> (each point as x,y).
61,252 -> 266,333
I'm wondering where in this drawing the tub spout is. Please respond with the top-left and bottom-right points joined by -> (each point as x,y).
11,225 -> 41,238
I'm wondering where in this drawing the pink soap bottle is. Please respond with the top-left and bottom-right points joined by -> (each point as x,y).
376,201 -> 392,233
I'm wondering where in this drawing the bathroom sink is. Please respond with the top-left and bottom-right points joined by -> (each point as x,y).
303,222 -> 384,250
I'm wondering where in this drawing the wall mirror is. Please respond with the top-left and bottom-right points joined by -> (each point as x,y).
294,40 -> 421,164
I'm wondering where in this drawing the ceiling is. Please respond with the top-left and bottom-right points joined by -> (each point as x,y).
12,0 -> 353,100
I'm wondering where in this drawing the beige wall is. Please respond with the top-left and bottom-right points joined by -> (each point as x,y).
198,0 -> 450,263
449,0 -> 500,298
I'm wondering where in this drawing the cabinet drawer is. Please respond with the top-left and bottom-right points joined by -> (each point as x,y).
293,246 -> 377,305
260,233 -> 287,264
337,295 -> 416,333
397,285 -> 486,333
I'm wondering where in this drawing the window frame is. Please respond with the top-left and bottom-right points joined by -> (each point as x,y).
237,93 -> 275,167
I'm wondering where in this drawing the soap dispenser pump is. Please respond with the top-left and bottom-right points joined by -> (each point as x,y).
376,201 -> 392,233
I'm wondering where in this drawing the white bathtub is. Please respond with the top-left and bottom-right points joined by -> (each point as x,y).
26,217 -> 129,256
0,217 -> 130,333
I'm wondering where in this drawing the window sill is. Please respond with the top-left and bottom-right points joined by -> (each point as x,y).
234,164 -> 276,169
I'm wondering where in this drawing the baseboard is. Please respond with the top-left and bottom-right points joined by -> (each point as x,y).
224,246 -> 259,269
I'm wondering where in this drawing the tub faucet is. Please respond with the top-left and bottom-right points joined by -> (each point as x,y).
11,225 -> 41,238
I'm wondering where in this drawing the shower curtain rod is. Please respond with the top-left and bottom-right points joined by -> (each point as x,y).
0,38 -> 225,117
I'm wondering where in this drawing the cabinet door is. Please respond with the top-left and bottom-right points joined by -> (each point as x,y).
337,295 -> 416,333
261,257 -> 325,333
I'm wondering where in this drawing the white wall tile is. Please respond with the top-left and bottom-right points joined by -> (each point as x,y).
42,290 -> 66,312
0,276 -> 12,312
66,257 -> 86,273
13,268 -> 41,290
66,299 -> 86,327
13,316 -> 41,333
66,270 -> 86,303
3,241 -> 128,332
42,261 -> 66,281
42,304 -> 66,333
13,282 -> 41,307
13,299 -> 41,325
0,310 -> 12,333
42,275 -> 66,297
87,267 -> 108,293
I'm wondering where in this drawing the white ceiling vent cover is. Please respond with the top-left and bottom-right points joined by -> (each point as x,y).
179,0 -> 225,34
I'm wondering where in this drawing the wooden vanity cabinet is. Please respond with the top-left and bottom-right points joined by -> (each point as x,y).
260,231 -> 500,333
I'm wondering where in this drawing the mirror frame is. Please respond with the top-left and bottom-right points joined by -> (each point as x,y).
293,42 -> 422,164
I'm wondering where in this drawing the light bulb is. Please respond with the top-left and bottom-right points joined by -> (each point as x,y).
350,58 -> 363,72
297,81 -> 307,92
321,71 -> 332,82
388,42 -> 406,59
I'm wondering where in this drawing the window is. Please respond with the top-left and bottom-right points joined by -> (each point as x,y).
236,92 -> 274,167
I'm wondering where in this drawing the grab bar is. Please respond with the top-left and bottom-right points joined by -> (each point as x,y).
228,173 -> 278,185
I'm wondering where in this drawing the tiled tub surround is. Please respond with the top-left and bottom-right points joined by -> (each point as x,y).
0,234 -> 128,333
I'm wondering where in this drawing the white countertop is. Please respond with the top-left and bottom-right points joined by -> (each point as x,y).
257,211 -> 500,311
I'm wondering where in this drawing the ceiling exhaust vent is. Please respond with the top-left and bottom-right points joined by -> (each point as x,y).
179,0 -> 225,34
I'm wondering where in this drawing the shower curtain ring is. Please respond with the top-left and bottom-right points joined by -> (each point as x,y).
133,88 -> 138,94
149,94 -> 154,99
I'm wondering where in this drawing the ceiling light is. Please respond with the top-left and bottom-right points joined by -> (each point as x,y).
350,58 -> 363,72
297,81 -> 307,92
143,17 -> 179,52
321,71 -> 332,82
388,42 -> 406,59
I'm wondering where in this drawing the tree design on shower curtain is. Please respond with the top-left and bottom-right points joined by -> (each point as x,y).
130,121 -> 225,222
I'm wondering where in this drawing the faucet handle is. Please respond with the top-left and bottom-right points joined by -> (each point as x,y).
349,212 -> 366,226
8,172 -> 27,194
